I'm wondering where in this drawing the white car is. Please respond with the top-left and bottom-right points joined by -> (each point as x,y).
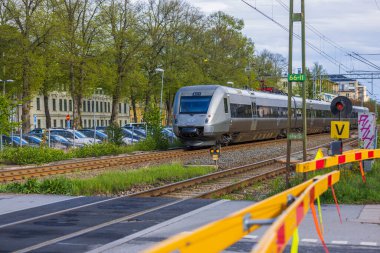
50,129 -> 101,145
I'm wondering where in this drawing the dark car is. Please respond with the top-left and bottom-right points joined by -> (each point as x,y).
22,135 -> 43,145
1,135 -> 29,146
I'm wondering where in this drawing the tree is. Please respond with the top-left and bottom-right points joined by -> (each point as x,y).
2,0 -> 52,132
0,96 -> 19,134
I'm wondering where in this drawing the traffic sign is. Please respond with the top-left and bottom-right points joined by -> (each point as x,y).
287,132 -> 303,140
288,73 -> 305,82
33,114 -> 37,124
330,96 -> 352,117
66,114 -> 70,121
331,121 -> 350,139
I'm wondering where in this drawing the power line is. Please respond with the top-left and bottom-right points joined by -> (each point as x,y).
259,0 -> 380,72
241,0 -> 350,71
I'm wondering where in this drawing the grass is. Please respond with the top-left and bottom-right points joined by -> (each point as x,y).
0,163 -> 215,196
226,160 -> 380,204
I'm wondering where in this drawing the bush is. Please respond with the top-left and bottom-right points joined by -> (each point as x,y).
0,146 -> 71,165
143,103 -> 169,150
106,123 -> 125,145
70,143 -> 130,158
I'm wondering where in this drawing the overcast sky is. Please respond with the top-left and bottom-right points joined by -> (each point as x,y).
191,0 -> 380,98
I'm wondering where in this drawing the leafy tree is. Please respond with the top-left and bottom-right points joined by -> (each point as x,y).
0,96 -> 19,134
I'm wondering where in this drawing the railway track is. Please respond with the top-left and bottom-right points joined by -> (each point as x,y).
0,133 -> 342,183
133,138 -> 358,199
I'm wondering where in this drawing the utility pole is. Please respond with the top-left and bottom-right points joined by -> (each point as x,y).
286,0 -> 294,188
286,0 -> 307,186
301,0 -> 307,166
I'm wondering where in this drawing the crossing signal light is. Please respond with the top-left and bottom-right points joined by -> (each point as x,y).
330,96 -> 352,117
66,114 -> 70,121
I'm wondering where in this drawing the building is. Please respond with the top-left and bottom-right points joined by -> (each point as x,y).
16,90 -> 130,129
328,75 -> 370,102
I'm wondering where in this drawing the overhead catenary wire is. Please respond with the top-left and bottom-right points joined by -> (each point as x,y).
241,0 -> 350,71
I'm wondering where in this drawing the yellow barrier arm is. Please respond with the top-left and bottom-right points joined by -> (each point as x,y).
144,180 -> 314,253
252,171 -> 340,253
144,172 -> 340,253
296,149 -> 380,173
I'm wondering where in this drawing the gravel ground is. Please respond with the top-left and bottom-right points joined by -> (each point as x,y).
183,133 -> 335,169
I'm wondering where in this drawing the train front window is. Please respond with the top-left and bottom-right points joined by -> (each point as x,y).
180,96 -> 212,114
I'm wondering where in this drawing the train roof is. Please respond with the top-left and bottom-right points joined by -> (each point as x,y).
178,84 -> 368,111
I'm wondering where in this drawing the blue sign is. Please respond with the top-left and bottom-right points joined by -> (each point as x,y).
67,120 -> 71,129
33,114 -> 37,125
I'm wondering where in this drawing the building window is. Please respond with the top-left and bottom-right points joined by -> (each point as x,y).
125,120 -> 127,125
97,119 -> 100,126
37,119 -> 41,128
52,99 -> 56,111
108,102 -> 110,113
53,119 -> 57,128
119,103 -> 122,114
84,119 -> 87,128
100,102 -> 103,113
69,100 -> 72,112
83,101 -> 86,112
92,101 -> 95,112
96,101 -> 99,112
59,99 -> 63,111
124,103 -> 127,114
64,99 -> 67,111
119,120 -> 122,126
101,120 -> 104,126
60,119 -> 64,127
36,97 -> 41,111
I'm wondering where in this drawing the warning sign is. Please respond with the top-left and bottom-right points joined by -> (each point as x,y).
331,121 -> 350,139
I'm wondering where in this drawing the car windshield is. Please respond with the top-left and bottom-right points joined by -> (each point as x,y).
180,96 -> 212,114
73,131 -> 87,138
52,135 -> 69,142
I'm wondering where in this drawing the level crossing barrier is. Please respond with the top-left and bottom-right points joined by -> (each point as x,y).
296,149 -> 379,173
144,171 -> 340,253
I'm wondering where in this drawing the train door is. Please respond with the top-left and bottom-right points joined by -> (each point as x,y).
250,100 -> 258,130
224,96 -> 232,128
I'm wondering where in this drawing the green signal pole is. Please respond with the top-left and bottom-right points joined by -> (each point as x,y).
301,0 -> 307,170
286,0 -> 307,186
286,0 -> 294,188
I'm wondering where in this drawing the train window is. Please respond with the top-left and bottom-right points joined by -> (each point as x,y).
231,103 -> 252,118
180,96 -> 212,114
224,98 -> 229,113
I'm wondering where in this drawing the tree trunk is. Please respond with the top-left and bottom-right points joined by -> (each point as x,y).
43,93 -> 51,129
75,94 -> 82,128
69,62 -> 76,128
110,67 -> 123,124
21,57 -> 31,132
130,88 -> 137,123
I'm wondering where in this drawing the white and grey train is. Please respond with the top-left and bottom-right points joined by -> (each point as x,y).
172,85 -> 369,147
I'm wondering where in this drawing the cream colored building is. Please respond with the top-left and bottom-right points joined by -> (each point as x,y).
18,90 -> 130,129
329,75 -> 370,102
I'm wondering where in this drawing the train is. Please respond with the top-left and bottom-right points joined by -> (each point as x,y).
172,85 -> 369,147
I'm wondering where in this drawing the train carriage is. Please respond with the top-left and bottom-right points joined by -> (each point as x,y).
173,85 -> 368,147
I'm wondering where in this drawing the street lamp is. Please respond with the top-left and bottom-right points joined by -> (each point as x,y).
0,79 -> 14,151
93,87 -> 102,143
155,68 -> 164,125
0,79 -> 14,96
227,81 -> 234,87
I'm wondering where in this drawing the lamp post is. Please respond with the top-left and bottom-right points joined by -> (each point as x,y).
155,68 -> 164,125
0,79 -> 14,151
93,87 -> 102,143
0,79 -> 14,96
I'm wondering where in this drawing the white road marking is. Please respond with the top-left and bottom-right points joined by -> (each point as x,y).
301,238 -> 318,243
360,242 -> 378,246
244,235 -> 258,240
331,240 -> 348,245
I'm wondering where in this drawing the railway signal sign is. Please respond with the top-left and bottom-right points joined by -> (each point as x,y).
330,96 -> 352,117
287,73 -> 305,82
287,132 -> 303,140
210,147 -> 220,161
331,121 -> 350,139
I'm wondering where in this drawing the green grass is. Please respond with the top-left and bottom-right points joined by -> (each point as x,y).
232,160 -> 380,204
0,163 -> 215,195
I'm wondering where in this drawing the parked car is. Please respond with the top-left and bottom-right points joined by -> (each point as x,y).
49,134 -> 81,148
22,135 -> 43,145
49,129 -> 100,145
121,128 -> 142,142
1,135 -> 29,146
79,129 -> 108,141
162,127 -> 177,141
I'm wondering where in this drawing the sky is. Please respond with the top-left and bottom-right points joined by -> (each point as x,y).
190,0 -> 380,99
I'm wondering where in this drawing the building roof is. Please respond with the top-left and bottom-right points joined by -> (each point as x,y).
328,74 -> 357,82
